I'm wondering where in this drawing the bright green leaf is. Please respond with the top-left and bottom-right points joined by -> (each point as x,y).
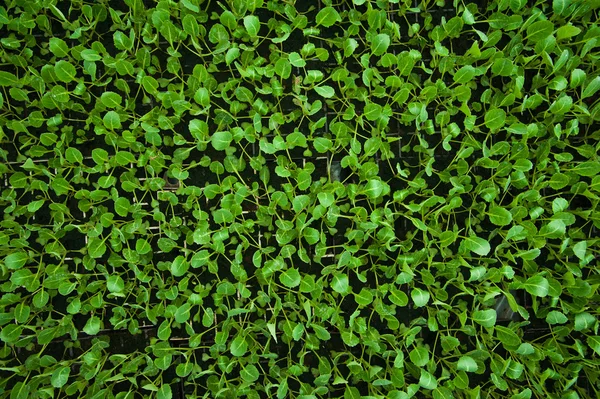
314,85 -> 335,98
371,33 -> 390,56
411,288 -> 430,307
331,274 -> 349,294
51,366 -> 70,388
523,275 -> 549,297
484,108 -> 506,130
488,205 -> 512,226
473,309 -> 497,328
230,335 -> 248,356
170,256 -> 189,277
457,356 -> 478,372
4,252 -> 28,270
211,131 -> 233,150
280,268 -> 301,288
55,60 -> 77,83
243,15 -> 260,37
463,236 -> 491,256
316,7 -> 341,28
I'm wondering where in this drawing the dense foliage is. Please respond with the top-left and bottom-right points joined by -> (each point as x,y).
1,0 -> 600,398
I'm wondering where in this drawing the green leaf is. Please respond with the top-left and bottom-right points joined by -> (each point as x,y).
516,343 -> 535,355
491,58 -> 514,77
51,366 -> 70,388
157,320 -> 171,340
354,288 -> 374,306
280,268 -> 301,288
546,310 -> 568,324
195,87 -> 210,106
241,364 -> 260,383
344,38 -> 358,57
411,288 -> 430,307
100,91 -> 122,108
92,148 -> 109,165
548,95 -> 572,115
142,76 -> 159,93
211,131 -> 233,150
208,24 -> 229,44
230,334 -> 248,356
297,170 -> 312,190
275,58 -> 291,78
83,316 -> 101,335
587,336 -> 600,356
526,20 -> 554,42
552,197 -> 569,213
388,288 -> 408,306
317,192 -> 335,207
107,275 -> 125,294
170,256 -> 189,277
473,309 -> 497,328
0,324 -> 22,343
54,60 -> 77,83
488,205 -> 512,226
225,47 -> 240,65
573,241 -> 587,260
114,197 -> 130,217
457,356 -> 478,372
463,236 -> 491,256
312,324 -> 331,341
553,0 -> 571,15
484,108 -> 506,130
80,49 -> 102,61
49,38 -> 69,57
495,325 -> 521,347
288,52 -> 305,67
371,33 -> 390,56
574,312 -> 595,331
331,274 -> 349,294
303,227 -> 320,245
539,219 -> 566,238
419,369 -> 438,390
523,275 -> 549,297
314,85 -> 335,98
220,11 -> 237,30
582,76 -> 600,99
157,384 -> 172,399
454,65 -> 475,84
103,111 -> 122,130
313,137 -> 332,153
556,24 -> 581,40
115,151 -> 136,166
444,16 -> 464,38
571,161 -> 600,177
4,252 -> 28,270
316,7 -> 341,28
363,179 -> 384,199
243,15 -> 260,37
26,199 -> 44,213
409,347 -> 429,367
176,363 -> 194,378
65,148 -> 83,164
0,71 -> 18,87
175,303 -> 191,323
364,102 -> 382,121
136,239 -> 151,255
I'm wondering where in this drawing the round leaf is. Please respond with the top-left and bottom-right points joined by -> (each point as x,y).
371,33 -> 390,56
280,268 -> 301,288
316,7 -> 341,28
211,131 -> 233,150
